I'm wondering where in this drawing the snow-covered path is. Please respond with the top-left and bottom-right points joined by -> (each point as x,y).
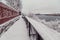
0,16 -> 30,40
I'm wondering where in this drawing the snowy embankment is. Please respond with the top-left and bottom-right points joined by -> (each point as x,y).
26,16 -> 60,40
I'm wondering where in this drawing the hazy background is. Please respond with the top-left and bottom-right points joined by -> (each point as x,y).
21,0 -> 60,14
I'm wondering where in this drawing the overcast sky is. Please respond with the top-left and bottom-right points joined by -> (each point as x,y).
21,0 -> 60,14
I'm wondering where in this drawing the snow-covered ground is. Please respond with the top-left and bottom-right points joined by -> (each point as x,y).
0,16 -> 30,40
26,16 -> 60,40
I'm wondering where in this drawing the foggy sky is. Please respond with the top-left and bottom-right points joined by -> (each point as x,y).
22,0 -> 60,14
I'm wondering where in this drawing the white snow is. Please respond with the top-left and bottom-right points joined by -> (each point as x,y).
0,16 -> 30,40
26,16 -> 60,40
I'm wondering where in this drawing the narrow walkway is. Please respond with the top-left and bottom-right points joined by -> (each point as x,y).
0,16 -> 30,40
